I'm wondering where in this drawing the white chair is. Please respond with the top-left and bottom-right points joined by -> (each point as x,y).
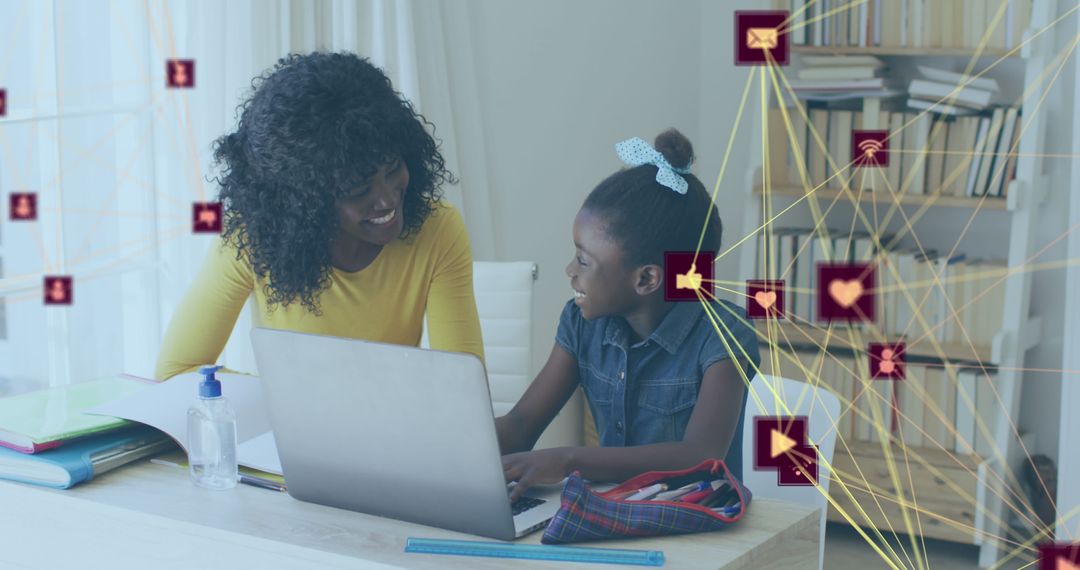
741,374 -> 841,570
426,261 -> 580,449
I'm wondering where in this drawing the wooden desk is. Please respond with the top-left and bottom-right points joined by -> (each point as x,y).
0,459 -> 820,569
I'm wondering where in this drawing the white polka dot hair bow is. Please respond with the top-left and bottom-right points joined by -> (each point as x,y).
614,137 -> 692,195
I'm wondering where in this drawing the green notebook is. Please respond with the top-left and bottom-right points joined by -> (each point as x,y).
0,375 -> 156,453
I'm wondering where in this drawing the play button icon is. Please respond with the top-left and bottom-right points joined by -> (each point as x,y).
771,428 -> 797,459
753,416 -> 808,470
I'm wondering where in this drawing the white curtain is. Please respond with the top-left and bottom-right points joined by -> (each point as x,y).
0,0 -> 495,388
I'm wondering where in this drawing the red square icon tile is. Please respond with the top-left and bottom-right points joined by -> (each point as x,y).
853,130 -> 889,167
746,279 -> 785,319
664,251 -> 715,302
1039,543 -> 1080,570
735,11 -> 790,67
167,59 -> 195,88
0,88 -> 6,117
753,416 -> 808,472
817,263 -> 876,322
869,342 -> 905,380
10,192 -> 37,221
44,276 -> 73,306
193,202 -> 222,233
777,444 -> 818,486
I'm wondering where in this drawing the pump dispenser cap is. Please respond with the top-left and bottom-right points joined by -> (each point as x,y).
198,365 -> 223,398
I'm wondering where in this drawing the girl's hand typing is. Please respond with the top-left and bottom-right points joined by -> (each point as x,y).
502,447 -> 573,502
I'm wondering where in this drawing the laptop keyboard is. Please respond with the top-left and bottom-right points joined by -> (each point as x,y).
511,496 -> 546,516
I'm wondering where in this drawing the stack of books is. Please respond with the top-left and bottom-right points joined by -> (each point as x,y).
788,56 -> 897,101
908,65 -> 1000,115
783,0 -> 1032,51
754,229 -> 1007,345
0,376 -> 173,488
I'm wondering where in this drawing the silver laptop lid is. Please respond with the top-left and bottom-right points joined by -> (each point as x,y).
250,327 -> 517,539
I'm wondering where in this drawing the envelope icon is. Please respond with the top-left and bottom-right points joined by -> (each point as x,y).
746,27 -> 779,50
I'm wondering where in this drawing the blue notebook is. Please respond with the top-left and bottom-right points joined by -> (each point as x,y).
0,425 -> 175,489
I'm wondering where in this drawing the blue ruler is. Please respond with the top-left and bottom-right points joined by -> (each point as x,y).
405,537 -> 665,566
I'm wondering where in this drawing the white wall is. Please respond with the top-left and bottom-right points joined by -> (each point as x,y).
448,0 -> 752,377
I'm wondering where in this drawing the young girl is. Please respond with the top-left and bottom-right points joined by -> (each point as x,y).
496,129 -> 760,501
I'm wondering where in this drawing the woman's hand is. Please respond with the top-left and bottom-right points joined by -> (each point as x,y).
502,447 -> 574,502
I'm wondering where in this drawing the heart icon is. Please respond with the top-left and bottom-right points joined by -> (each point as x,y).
828,279 -> 863,308
754,291 -> 777,309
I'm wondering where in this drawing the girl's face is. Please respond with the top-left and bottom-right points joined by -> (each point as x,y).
565,209 -> 640,320
336,157 -> 410,246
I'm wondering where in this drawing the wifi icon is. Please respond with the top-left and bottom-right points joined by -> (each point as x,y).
852,130 -> 889,167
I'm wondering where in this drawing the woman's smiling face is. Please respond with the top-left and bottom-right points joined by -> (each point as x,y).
336,157 -> 410,246
565,208 -> 639,320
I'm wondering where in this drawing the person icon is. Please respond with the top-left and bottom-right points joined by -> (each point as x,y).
878,348 -> 896,375
48,280 -> 67,302
869,342 -> 905,379
173,61 -> 189,86
13,195 -> 34,219
45,277 -> 71,305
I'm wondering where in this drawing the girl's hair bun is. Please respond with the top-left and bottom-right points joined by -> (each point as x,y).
654,128 -> 694,171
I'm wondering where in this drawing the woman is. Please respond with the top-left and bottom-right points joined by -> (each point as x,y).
154,52 -> 483,380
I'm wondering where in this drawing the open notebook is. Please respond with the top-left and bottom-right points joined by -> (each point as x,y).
0,375 -> 154,453
86,373 -> 282,475
0,425 -> 175,488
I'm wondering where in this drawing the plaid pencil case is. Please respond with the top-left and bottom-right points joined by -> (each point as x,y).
541,459 -> 751,544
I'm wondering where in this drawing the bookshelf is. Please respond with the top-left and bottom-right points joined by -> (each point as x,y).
742,1 -> 1054,566
793,46 -> 1019,59
752,184 -> 1010,210
754,321 -> 993,365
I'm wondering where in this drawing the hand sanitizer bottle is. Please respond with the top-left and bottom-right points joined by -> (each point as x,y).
187,365 -> 238,489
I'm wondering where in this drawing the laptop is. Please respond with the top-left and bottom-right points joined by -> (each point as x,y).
250,327 -> 562,540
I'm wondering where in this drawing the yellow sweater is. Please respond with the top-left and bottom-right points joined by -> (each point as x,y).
154,203 -> 484,380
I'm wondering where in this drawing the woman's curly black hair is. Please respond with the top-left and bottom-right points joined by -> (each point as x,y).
212,52 -> 454,314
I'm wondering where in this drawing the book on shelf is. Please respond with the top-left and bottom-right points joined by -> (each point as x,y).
973,370 -> 1000,458
925,119 -> 949,196
758,346 -> 999,459
898,363 -> 925,447
900,111 -> 933,195
907,98 -> 982,117
916,65 -> 1001,93
753,231 -> 1006,346
955,368 -> 978,454
908,79 -> 994,110
826,110 -> 855,189
790,78 -> 887,92
987,107 -> 1020,198
769,101 -> 1020,198
799,55 -> 886,68
782,0 -> 1031,50
797,66 -> 879,80
971,107 -> 1007,196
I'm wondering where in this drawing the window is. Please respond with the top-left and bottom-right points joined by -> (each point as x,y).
0,0 -> 164,392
